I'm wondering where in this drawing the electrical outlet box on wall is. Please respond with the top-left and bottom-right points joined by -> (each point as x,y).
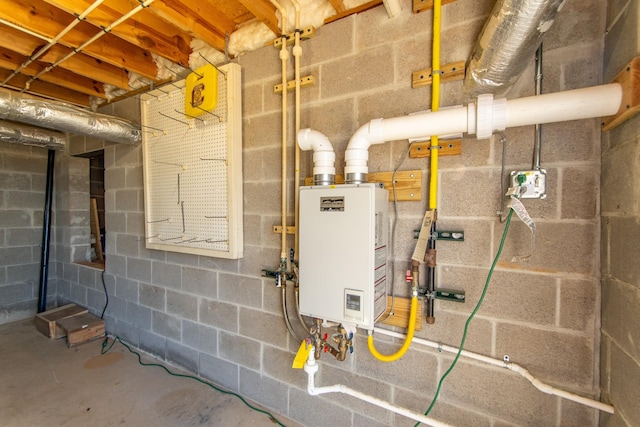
140,63 -> 243,259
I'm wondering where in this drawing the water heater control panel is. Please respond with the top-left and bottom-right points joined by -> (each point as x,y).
298,183 -> 388,331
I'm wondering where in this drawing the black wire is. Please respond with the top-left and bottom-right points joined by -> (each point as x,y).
100,269 -> 109,319
101,336 -> 286,426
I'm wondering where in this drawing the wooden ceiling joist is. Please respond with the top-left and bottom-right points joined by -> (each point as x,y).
42,0 -> 191,66
0,68 -> 90,106
145,0 -> 232,52
0,46 -> 106,98
0,24 -> 130,89
0,0 -> 159,80
237,0 -> 281,35
328,0 -> 347,14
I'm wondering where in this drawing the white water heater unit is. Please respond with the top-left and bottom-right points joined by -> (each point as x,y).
299,183 -> 388,331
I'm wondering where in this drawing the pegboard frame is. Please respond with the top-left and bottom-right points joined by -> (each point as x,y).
140,63 -> 243,259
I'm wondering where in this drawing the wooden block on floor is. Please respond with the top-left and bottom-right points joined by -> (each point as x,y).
35,304 -> 89,339
56,313 -> 105,347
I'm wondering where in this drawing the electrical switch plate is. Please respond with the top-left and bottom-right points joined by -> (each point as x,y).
510,169 -> 547,199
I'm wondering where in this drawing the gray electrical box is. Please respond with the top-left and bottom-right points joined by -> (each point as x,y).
298,183 -> 388,331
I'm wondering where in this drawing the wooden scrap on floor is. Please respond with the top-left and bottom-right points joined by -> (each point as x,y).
35,304 -> 89,339
56,312 -> 105,347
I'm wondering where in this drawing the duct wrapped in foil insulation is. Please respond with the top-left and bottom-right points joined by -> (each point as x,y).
0,88 -> 141,145
0,120 -> 65,150
463,0 -> 565,100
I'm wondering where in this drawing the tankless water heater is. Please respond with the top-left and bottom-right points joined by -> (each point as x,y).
298,183 -> 388,331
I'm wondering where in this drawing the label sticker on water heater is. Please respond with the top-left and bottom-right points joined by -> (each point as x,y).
320,196 -> 344,212
344,289 -> 364,322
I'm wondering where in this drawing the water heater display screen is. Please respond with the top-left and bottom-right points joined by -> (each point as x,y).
320,196 -> 345,212
346,293 -> 361,311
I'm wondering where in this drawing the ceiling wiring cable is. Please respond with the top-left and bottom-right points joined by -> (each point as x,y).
414,206 -> 515,425
100,336 -> 287,427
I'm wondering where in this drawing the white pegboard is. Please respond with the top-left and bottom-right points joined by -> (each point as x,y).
141,63 -> 243,259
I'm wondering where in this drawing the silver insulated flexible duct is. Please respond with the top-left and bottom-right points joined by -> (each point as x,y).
0,120 -> 66,150
464,0 -> 565,99
0,88 -> 141,145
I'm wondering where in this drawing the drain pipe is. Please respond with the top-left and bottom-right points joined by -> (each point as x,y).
37,150 -> 55,313
297,128 -> 335,185
343,83 -> 623,179
304,349 -> 454,427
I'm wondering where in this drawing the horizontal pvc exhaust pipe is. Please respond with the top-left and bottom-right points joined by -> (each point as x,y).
344,83 -> 623,180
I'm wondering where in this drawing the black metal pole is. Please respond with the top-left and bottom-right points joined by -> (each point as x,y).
37,149 -> 55,313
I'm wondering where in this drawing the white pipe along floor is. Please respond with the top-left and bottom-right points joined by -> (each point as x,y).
0,319 -> 302,427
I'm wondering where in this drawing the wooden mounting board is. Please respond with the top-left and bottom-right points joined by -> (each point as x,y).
304,170 -> 422,201
602,56 -> 640,131
410,139 -> 462,158
412,61 -> 466,88
378,296 -> 422,331
413,0 -> 458,14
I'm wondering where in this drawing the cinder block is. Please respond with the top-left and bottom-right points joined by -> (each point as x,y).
610,217 -> 640,285
243,113 -> 282,150
219,273 -> 262,308
140,328 -> 166,359
0,172 -> 30,191
495,323 -> 594,388
199,353 -> 239,392
114,319 -> 139,347
237,46 -> 282,83
126,301 -> 151,329
181,266 -> 217,297
262,344 -> 304,386
0,283 -> 34,305
166,290 -> 197,321
243,182 -> 282,215
609,342 -> 640,424
140,282 -> 165,310
416,308 -> 494,355
439,359 -> 558,425
113,144 -> 140,167
199,298 -> 238,332
559,278 -> 597,332
167,339 -> 199,373
105,167 -> 126,190
303,98 -> 356,141
356,5 -> 430,50
127,258 -> 151,283
321,363 -> 392,422
116,233 -> 139,257
545,0 -> 606,51
242,83 -> 263,117
394,386 -> 492,427
182,320 -> 217,355
125,167 -> 143,189
198,254 -> 239,273
0,246 -> 32,267
0,210 -> 31,228
306,15 -> 354,64
560,399 -> 599,427
602,278 -> 640,362
604,0 -> 639,81
436,219 -> 494,268
239,307 -> 288,348
115,189 -> 138,212
218,331 -> 261,370
105,295 -> 126,321
239,368 -> 289,417
78,266 -> 97,289
242,150 -> 263,182
152,310 -> 181,341
438,169 -> 501,217
151,260 -> 180,289
354,334 -> 438,391
322,45 -> 395,99
126,212 -> 145,236
561,167 -> 598,220
497,221 -> 597,276
288,387 -> 352,427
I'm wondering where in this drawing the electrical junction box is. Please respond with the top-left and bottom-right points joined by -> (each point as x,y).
510,169 -> 547,199
298,183 -> 388,331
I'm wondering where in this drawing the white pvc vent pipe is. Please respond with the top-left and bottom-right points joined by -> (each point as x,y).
343,83 -> 622,181
297,128 -> 335,185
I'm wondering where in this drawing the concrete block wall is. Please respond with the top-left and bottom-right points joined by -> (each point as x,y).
600,0 -> 640,426
54,0 -> 609,425
0,143 -> 55,322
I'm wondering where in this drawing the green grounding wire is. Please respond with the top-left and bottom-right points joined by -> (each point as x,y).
414,208 -> 515,426
100,336 -> 287,427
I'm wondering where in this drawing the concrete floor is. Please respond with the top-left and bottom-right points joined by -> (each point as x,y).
0,319 -> 302,427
